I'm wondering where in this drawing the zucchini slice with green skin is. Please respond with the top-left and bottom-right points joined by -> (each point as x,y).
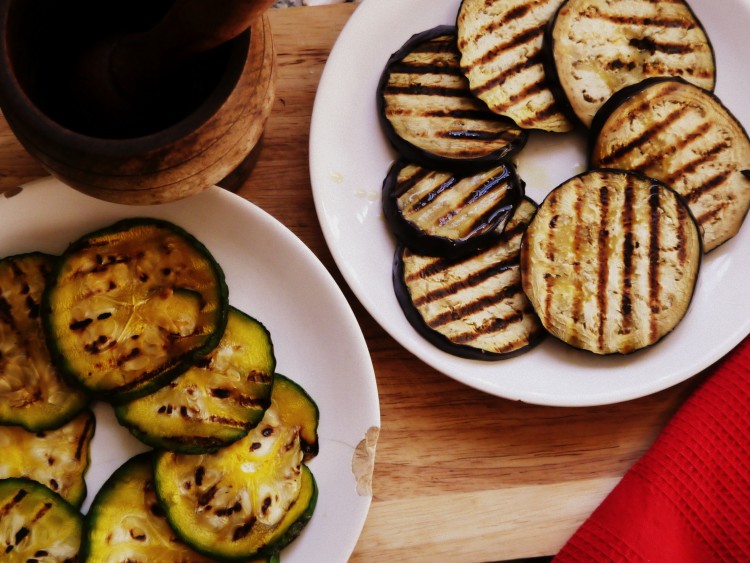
0,252 -> 90,431
544,0 -> 715,128
0,409 -> 94,508
590,77 -> 750,252
153,374 -> 319,561
456,0 -> 574,133
43,218 -> 229,403
0,477 -> 83,560
377,26 -> 527,172
271,373 -> 319,462
382,159 -> 524,258
115,306 -> 276,454
520,169 -> 702,355
81,452 -> 215,562
394,197 -> 545,359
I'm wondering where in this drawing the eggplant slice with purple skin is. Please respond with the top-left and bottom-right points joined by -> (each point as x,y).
382,159 -> 524,258
394,197 -> 545,360
544,0 -> 715,128
456,0 -> 574,133
520,169 -> 702,356
590,77 -> 750,252
378,25 -> 527,173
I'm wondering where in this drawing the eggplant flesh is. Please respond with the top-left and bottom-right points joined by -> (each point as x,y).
520,169 -> 702,355
546,0 -> 715,128
394,197 -> 545,360
378,25 -> 527,172
456,0 -> 574,133
382,159 -> 524,258
590,78 -> 750,252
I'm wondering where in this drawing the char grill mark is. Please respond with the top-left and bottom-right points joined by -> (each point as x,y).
647,184 -> 661,343
620,178 -> 636,336
596,185 -> 611,351
402,173 -> 456,212
407,255 -> 517,305
684,170 -> 733,204
471,54 -> 541,96
470,24 -> 545,69
598,97 -> 688,166
427,283 -> 522,329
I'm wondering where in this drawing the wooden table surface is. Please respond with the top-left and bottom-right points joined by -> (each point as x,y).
0,4 -> 712,561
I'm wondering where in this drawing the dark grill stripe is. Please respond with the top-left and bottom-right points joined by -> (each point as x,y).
404,176 -> 457,213
598,96 -> 689,165
666,140 -> 731,186
620,177 -> 636,334
0,488 -> 27,519
384,84 -> 468,98
395,167 -> 433,197
470,24 -> 544,68
543,190 -> 561,325
492,79 -> 546,113
74,413 -> 95,461
685,170 -> 733,204
596,185 -> 611,351
469,53 -> 542,96
411,256 -> 517,307
648,184 -> 661,342
592,13 -> 698,30
450,309 -> 525,346
426,283 -> 522,328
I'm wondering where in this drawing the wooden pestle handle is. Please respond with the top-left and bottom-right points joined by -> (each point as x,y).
108,0 -> 276,105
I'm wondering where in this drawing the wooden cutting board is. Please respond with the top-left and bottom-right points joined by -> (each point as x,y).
0,4 -> 710,561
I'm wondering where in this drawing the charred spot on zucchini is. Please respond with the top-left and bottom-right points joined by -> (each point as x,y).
0,252 -> 90,431
377,25 -> 527,172
394,197 -> 546,359
520,169 -> 702,355
0,477 -> 83,560
0,409 -> 94,508
43,218 -> 229,403
153,374 -> 319,560
382,159 -> 524,258
590,77 -> 750,252
456,0 -> 574,133
115,306 -> 276,454
81,452 -> 215,562
545,0 -> 715,128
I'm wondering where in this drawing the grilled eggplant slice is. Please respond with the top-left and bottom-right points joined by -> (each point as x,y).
0,409 -> 94,508
0,477 -> 83,560
382,159 -> 524,258
520,169 -> 702,355
378,26 -> 527,172
81,452 -> 215,562
153,373 -> 318,560
590,78 -> 750,252
0,252 -> 89,431
43,218 -> 229,403
456,0 -> 574,133
394,197 -> 545,359
545,0 -> 715,128
115,306 -> 275,454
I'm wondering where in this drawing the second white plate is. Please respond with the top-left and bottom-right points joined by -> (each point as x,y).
309,0 -> 750,406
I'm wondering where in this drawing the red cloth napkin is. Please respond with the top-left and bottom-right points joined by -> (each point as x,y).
554,336 -> 750,562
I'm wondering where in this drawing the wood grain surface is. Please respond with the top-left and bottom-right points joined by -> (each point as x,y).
0,4 -> 711,561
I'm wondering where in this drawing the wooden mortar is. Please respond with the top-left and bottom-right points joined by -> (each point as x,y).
0,0 -> 276,204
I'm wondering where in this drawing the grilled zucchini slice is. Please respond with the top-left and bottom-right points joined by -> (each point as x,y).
456,0 -> 574,133
115,306 -> 275,454
382,159 -> 524,258
520,169 -> 702,355
43,218 -> 229,403
590,77 -> 750,252
81,452 -> 215,562
0,477 -> 83,560
0,252 -> 89,431
378,26 -> 527,172
394,197 -> 545,359
545,0 -> 715,128
153,373 -> 318,560
0,409 -> 94,508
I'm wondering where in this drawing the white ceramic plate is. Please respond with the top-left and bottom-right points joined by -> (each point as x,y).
310,0 -> 750,406
0,177 -> 379,561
